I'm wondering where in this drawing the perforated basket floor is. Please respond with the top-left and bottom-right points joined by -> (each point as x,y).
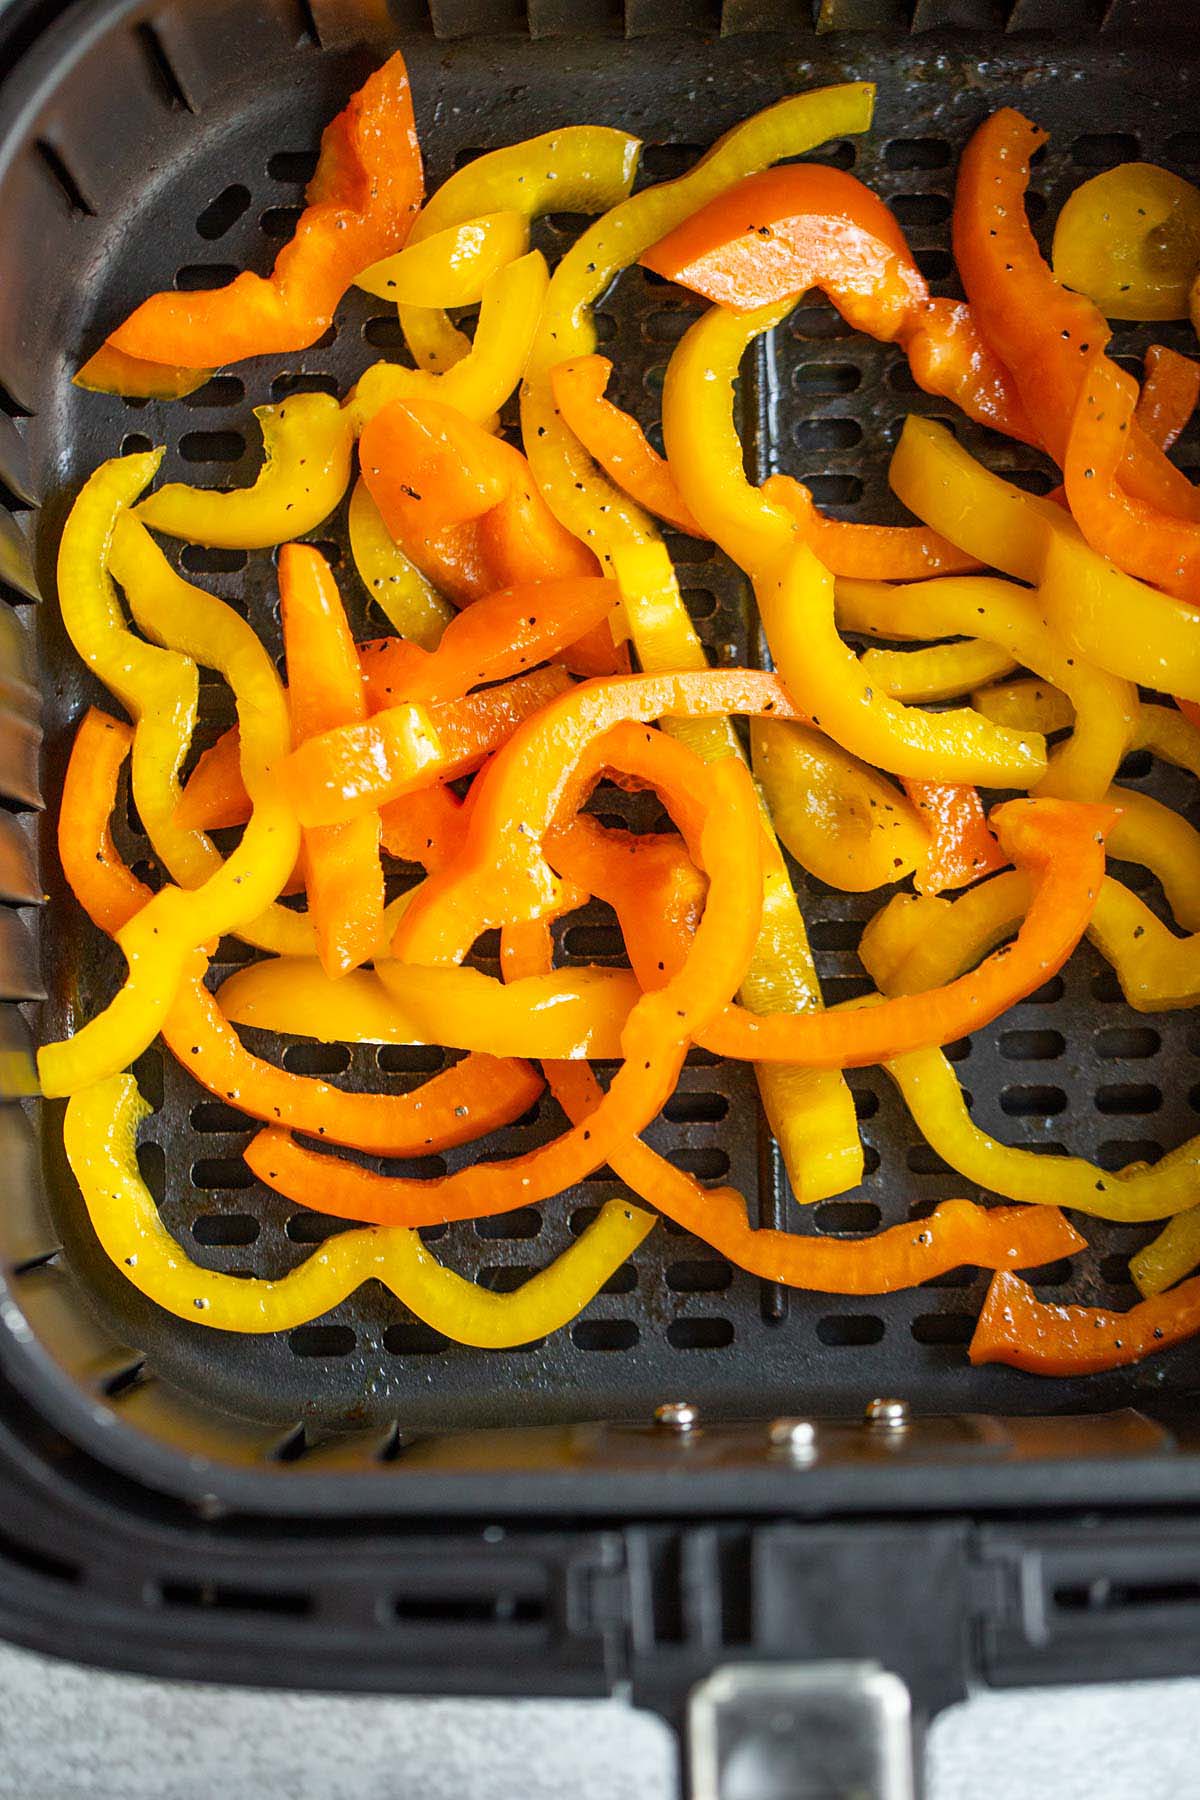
6,4 -> 1200,1441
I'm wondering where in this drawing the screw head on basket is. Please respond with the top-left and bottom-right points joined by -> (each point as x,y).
864,1397 -> 911,1431
767,1417 -> 818,1461
654,1401 -> 700,1432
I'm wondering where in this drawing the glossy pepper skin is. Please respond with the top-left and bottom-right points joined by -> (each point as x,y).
105,53 -> 424,369
1135,344 -> 1200,451
642,163 -> 1034,442
970,1269 -> 1200,1376
59,707 -> 542,1157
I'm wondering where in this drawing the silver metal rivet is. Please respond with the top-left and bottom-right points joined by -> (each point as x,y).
654,1401 -> 699,1432
864,1397 -> 910,1431
767,1418 -> 817,1460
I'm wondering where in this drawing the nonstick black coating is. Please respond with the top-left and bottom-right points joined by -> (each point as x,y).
4,1 -> 1200,1439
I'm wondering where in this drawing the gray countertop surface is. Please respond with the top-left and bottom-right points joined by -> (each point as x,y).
0,1641 -> 1197,1799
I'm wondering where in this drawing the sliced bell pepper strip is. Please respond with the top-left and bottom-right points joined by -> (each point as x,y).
1052,162 -> 1200,324
398,126 -> 642,375
1135,344 -> 1200,451
355,210 -> 529,306
953,106 -> 1200,519
1106,785 -> 1200,933
280,544 -> 383,977
1135,700 -> 1200,779
890,416 -> 1200,703
853,638 -> 1016,705
502,914 -> 1085,1293
763,473 -> 983,580
642,163 -> 1034,442
1180,698 -> 1200,731
220,955 -> 638,1059
66,1073 -> 652,1342
521,83 -> 876,571
834,572 -> 1138,801
135,394 -> 354,549
247,734 -> 765,1228
379,778 -> 464,869
969,1269 -> 1200,1376
347,476 -> 452,651
1065,350 -> 1200,600
74,344 -> 210,401
60,706 -> 537,1155
347,250 -> 549,433
611,538 -> 861,1205
904,781 -> 1006,895
751,716 -> 927,892
972,678 -> 1075,735
1131,1211 -> 1200,1300
105,53 -> 424,369
38,460 -> 304,1098
549,354 -> 705,537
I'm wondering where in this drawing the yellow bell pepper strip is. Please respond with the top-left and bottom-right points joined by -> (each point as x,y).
355,211 -> 529,306
135,394 -> 354,550
834,572 -> 1138,801
66,1073 -> 653,1342
972,678 -> 1078,736
1052,163 -> 1200,324
890,416 -> 1200,703
398,126 -> 642,376
74,344 -> 210,400
347,476 -> 452,650
1135,344 -> 1200,451
1066,351 -> 1200,601
1106,785 -> 1200,933
642,163 -> 1035,444
953,108 -> 1200,520
220,955 -> 638,1060
1130,1212 -> 1200,1300
280,544 -> 383,977
1087,884 -> 1200,1011
521,84 -> 876,571
904,781 -> 1006,895
612,539 -> 861,1206
1180,697 -> 1200,731
247,729 -> 766,1229
105,53 -> 424,369
37,467 -> 303,1098
58,708 -> 545,1156
968,1269 -> 1200,1377
1136,700 -> 1200,779
751,716 -> 927,892
857,638 -> 1017,706
347,251 -> 549,433
503,914 -> 1085,1293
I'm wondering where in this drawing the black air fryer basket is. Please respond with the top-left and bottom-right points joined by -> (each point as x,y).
1,0 -> 1200,1790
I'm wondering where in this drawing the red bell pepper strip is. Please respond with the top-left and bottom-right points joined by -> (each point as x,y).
970,1269 -> 1199,1375
280,545 -> 383,976
60,707 -> 542,1156
104,53 -> 423,368
1135,345 -> 1200,453
903,779 -> 1007,896
1065,352 -> 1200,601
952,107 -> 1200,520
641,164 -> 1035,442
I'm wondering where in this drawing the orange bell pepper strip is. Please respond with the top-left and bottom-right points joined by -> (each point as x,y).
103,53 -> 423,368
903,780 -> 1007,896
380,780 -> 465,869
280,545 -> 383,977
1065,352 -> 1200,601
60,707 -> 542,1156
953,107 -> 1200,519
1179,698 -> 1200,732
1135,344 -> 1200,452
970,1269 -> 1200,1376
359,398 -> 624,676
763,475 -> 983,580
501,905 -> 1085,1294
193,665 -> 571,837
641,163 -> 1035,442
244,728 -> 765,1228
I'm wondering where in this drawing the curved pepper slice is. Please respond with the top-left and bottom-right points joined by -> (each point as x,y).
549,354 -> 704,536
280,544 -> 383,977
1052,163 -> 1200,324
980,691 -> 1200,788
246,732 -> 765,1228
37,464 -> 302,1098
1066,351 -> 1200,600
853,637 -> 1015,704
890,416 -> 1200,703
220,955 -> 638,1060
136,394 -> 354,550
347,476 -> 452,650
970,1269 -> 1200,1376
61,706 -> 540,1155
355,211 -> 529,306
106,53 -> 424,368
67,1074 -> 652,1342
1131,1212 -> 1200,1300
953,107 -> 1200,519
397,126 -> 642,375
643,165 -> 1033,441
1136,344 -> 1200,451
521,83 -> 875,570
751,716 -> 927,892
904,781 -> 1006,895
75,344 -> 210,401
502,914 -> 1085,1293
